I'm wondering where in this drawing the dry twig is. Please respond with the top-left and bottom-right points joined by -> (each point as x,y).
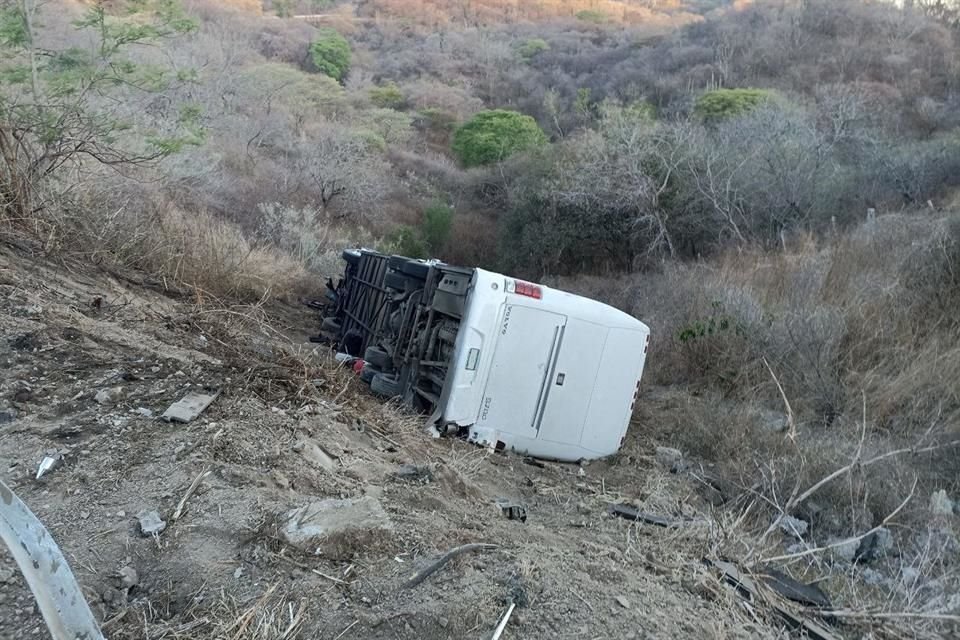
173,468 -> 212,522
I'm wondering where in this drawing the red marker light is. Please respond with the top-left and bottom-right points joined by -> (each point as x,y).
514,281 -> 542,299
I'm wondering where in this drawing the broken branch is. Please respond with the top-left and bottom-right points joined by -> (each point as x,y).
172,468 -> 212,522
271,553 -> 348,585
762,477 -> 917,564
402,543 -> 497,589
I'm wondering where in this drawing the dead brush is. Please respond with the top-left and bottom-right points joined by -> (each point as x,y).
108,583 -> 307,640
445,441 -> 494,480
716,388 -> 960,639
189,584 -> 307,640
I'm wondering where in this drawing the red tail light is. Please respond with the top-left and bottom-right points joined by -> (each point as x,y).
514,281 -> 542,299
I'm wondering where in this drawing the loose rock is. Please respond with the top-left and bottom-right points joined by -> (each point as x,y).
778,515 -> 809,539
828,537 -> 860,563
862,567 -> 886,586
137,510 -> 167,537
856,527 -> 894,562
655,446 -> 683,471
759,410 -> 789,433
281,496 -> 392,551
901,567 -> 921,586
272,470 -> 291,489
615,595 -> 631,609
117,566 -> 138,589
9,333 -> 41,351
930,490 -> 954,517
94,390 -> 113,405
295,437 -> 337,473
392,464 -> 433,483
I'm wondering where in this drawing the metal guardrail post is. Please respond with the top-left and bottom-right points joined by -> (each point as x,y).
0,480 -> 105,640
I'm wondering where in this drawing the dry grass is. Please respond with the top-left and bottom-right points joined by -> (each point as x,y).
618,211 -> 960,475
6,178 -> 352,304
566,211 -> 960,634
147,207 -> 317,302
110,584 -> 308,640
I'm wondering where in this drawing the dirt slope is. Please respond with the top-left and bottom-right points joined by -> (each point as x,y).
0,246 -> 775,640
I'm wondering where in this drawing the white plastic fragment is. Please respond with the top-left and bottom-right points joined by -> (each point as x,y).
36,455 -> 61,480
161,390 -> 219,423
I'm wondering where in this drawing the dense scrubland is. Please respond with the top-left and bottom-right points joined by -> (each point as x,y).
2,0 -> 960,631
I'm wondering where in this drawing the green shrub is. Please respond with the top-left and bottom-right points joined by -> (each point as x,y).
575,10 -> 607,23
452,109 -> 547,167
309,28 -> 351,82
694,88 -> 773,122
416,108 -> 458,132
369,82 -> 405,109
625,100 -> 656,121
273,0 -> 293,17
422,202 -> 454,253
387,225 -> 426,258
518,38 -> 550,60
385,202 -> 454,258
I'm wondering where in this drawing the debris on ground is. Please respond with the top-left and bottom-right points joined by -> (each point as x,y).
281,497 -> 392,552
161,390 -> 219,423
94,387 -> 121,405
403,542 -> 498,589
391,464 -> 433,483
495,498 -> 528,522
35,453 -> 62,480
137,510 -> 167,537
0,408 -> 16,424
607,503 -> 695,528
757,566 -> 832,608
706,558 -> 839,640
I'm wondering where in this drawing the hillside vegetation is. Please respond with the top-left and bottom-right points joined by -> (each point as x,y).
1,0 -> 960,635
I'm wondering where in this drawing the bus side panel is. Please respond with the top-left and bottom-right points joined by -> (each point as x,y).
475,305 -> 566,438
579,327 -> 649,455
536,319 -> 608,447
